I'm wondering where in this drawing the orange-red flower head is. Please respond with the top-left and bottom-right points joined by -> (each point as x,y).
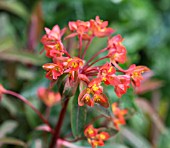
37,87 -> 61,107
114,75 -> 130,98
67,20 -> 91,40
41,25 -> 66,58
126,65 -> 150,87
84,125 -> 98,138
84,125 -> 110,148
108,34 -> 127,64
112,103 -> 128,130
90,16 -> 114,38
43,63 -> 64,80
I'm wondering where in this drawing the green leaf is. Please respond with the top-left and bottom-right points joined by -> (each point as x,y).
158,130 -> 170,148
0,137 -> 27,147
0,120 -> 18,138
0,50 -> 47,66
24,97 -> 41,127
1,96 -> 18,116
71,87 -> 87,138
0,0 -> 29,20
121,127 -> 151,148
103,144 -> 129,148
93,104 -> 111,117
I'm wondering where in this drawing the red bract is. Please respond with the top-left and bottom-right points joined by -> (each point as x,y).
84,125 -> 98,138
126,65 -> 150,87
66,20 -> 91,40
90,16 -> 114,38
88,139 -> 104,148
108,34 -> 127,64
112,103 -> 128,130
88,78 -> 103,94
93,93 -> 109,108
97,132 -> 110,141
78,89 -> 94,107
114,75 -> 130,98
41,25 -> 66,58
84,125 -> 110,148
44,41 -> 64,58
37,87 -> 61,107
67,57 -> 84,72
99,63 -> 120,86
43,63 -> 63,80
78,78 -> 109,108
42,25 -> 65,42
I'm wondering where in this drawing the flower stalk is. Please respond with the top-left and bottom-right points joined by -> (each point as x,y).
5,90 -> 52,132
49,98 -> 69,148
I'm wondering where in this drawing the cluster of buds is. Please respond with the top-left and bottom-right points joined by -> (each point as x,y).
84,125 -> 110,148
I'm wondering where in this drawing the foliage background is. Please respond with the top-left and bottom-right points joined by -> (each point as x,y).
0,0 -> 170,147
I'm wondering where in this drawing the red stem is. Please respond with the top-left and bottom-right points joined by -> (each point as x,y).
63,49 -> 71,58
83,56 -> 109,72
111,61 -> 128,73
84,47 -> 108,68
5,90 -> 52,132
49,98 -> 69,148
82,37 -> 93,59
78,36 -> 82,58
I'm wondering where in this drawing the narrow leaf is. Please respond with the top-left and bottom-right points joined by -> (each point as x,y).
0,1 -> 28,20
0,137 -> 26,147
0,120 -> 18,138
0,50 -> 47,66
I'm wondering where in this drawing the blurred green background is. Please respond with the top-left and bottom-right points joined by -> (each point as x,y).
0,0 -> 170,147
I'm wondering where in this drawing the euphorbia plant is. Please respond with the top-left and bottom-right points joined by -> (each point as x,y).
0,16 -> 149,148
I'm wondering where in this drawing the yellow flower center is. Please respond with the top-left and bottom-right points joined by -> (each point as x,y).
88,129 -> 94,134
55,43 -> 61,50
94,95 -> 100,102
85,96 -> 90,103
92,84 -> 99,91
102,77 -> 106,81
108,67 -> 113,73
100,134 -> 106,140
71,62 -> 78,68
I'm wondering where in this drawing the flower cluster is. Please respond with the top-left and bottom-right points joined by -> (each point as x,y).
40,16 -> 150,146
84,125 -> 110,148
111,103 -> 128,130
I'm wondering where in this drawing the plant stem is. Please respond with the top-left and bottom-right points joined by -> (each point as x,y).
49,98 -> 69,148
5,90 -> 52,132
78,36 -> 82,58
83,55 -> 109,71
111,61 -> 127,73
83,47 -> 107,69
82,37 -> 93,59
